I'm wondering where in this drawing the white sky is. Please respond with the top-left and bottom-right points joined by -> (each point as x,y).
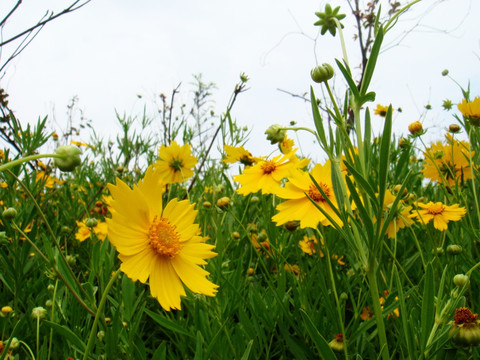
1,0 -> 480,161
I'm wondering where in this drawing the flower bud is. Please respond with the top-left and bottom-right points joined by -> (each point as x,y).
247,268 -> 255,276
232,231 -> 240,239
45,299 -> 53,308
31,307 -> 47,320
453,274 -> 469,288
408,121 -> 423,136
447,244 -> 463,255
85,218 -> 98,228
257,231 -> 268,242
47,284 -> 55,291
216,197 -> 231,209
450,307 -> 480,347
398,137 -> 411,149
284,220 -> 299,231
97,330 -> 105,341
8,337 -> 19,350
250,196 -> 259,204
2,207 -> 17,220
449,124 -> 461,133
203,201 -> 212,208
329,333 -> 345,352
265,124 -> 286,145
442,69 -> 449,76
1,306 -> 13,317
66,255 -> 76,266
311,63 -> 334,83
54,145 -> 82,172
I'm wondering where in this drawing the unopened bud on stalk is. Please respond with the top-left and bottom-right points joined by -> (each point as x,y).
453,274 -> 469,288
447,244 -> 463,255
85,218 -> 98,228
54,145 -> 82,172
311,63 -> 334,83
442,69 -> 449,76
2,207 -> 17,220
265,124 -> 286,145
408,121 -> 423,136
31,307 -> 47,320
449,124 -> 461,133
216,197 -> 231,209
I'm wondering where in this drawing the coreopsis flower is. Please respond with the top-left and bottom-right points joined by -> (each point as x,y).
223,145 -> 257,166
233,151 -> 309,196
272,161 -> 343,229
412,201 -> 466,231
36,171 -> 55,188
374,104 -> 389,117
449,307 -> 480,347
107,165 -> 218,310
155,141 -> 197,184
408,121 -> 423,136
299,235 -> 321,255
380,190 -> 414,239
458,97 -> 480,126
422,135 -> 474,186
75,220 -> 108,241
279,136 -> 294,154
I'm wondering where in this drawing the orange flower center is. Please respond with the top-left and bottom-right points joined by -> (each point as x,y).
261,161 -> 276,174
454,307 -> 478,325
427,203 -> 445,215
148,216 -> 182,257
307,183 -> 331,202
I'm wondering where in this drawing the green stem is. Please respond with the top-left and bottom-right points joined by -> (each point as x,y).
47,280 -> 59,360
366,265 -> 390,360
333,18 -> 349,68
384,0 -> 423,33
36,315 -> 40,360
0,153 -> 62,172
82,269 -> 122,360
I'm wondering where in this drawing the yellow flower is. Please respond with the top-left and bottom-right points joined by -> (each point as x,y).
106,165 -> 218,310
412,201 -> 466,231
0,149 -> 4,159
374,104 -> 389,117
422,135 -> 474,186
381,190 -> 414,239
223,145 -> 257,166
272,161 -> 343,229
458,97 -> 480,124
0,182 -> 7,188
75,220 -> 108,241
279,137 -> 294,154
36,171 -> 55,188
299,235 -> 322,256
156,141 -> 197,184
71,140 -> 96,150
234,151 -> 309,196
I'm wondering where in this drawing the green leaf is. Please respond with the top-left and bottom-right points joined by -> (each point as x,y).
335,59 -> 360,100
194,331 -> 203,360
421,262 -> 435,351
144,308 -> 193,337
394,266 -> 416,358
310,87 -> 328,150
300,310 -> 337,360
43,320 -> 86,353
377,105 -> 393,235
240,340 -> 254,360
359,26 -> 384,102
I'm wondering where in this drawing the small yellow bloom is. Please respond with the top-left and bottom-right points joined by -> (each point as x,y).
279,137 -> 294,154
223,145 -> 257,166
299,235 -> 322,256
156,141 -> 197,184
412,201 -> 466,231
36,171 -> 55,188
0,182 -> 7,188
374,104 -> 389,117
75,220 -> 108,241
458,97 -> 480,125
1,306 -> 13,314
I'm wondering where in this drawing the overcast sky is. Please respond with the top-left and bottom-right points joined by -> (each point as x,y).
2,0 -> 479,161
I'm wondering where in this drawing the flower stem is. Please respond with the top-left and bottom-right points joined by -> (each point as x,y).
366,264 -> 390,360
82,269 -> 122,360
0,153 -> 61,172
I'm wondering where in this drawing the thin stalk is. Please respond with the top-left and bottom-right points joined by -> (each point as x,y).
0,153 -> 62,172
47,280 -> 59,360
333,18 -> 349,68
366,265 -> 390,360
82,269 -> 122,360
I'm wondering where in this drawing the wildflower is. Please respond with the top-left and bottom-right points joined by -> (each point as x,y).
447,244 -> 463,255
279,136 -> 294,154
422,135 -> 474,186
380,190 -> 414,239
223,145 -> 256,166
332,254 -> 346,266
234,151 -> 309,196
71,140 -> 96,150
329,333 -> 345,353
107,165 -> 218,310
1,306 -> 13,317
412,201 -> 466,231
155,141 -> 197,184
75,220 -> 108,241
374,104 -> 389,117
0,149 -> 4,159
299,235 -> 322,256
52,132 -> 58,140
284,264 -> 300,275
2,208 -> 17,220
458,97 -> 480,126
408,121 -> 423,136
216,197 -> 230,209
449,307 -> 480,347
272,161 -> 343,229
36,171 -> 56,188
0,182 -> 7,188
202,201 -> 211,208
449,124 -> 461,133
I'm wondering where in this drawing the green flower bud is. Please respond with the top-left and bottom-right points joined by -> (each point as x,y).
250,196 -> 259,204
54,145 -> 82,172
453,274 -> 469,288
85,218 -> 98,228
45,299 -> 53,308
442,69 -> 449,76
447,244 -> 463,255
256,231 -> 268,242
265,124 -> 286,145
443,99 -> 453,111
66,255 -> 76,266
2,207 -> 17,220
449,124 -> 461,133
8,337 -> 19,350
311,63 -> 335,83
31,306 -> 47,320
97,330 -> 105,341
284,220 -> 299,231
340,292 -> 348,301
